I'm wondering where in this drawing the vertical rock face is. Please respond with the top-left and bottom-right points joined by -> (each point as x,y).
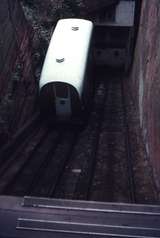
0,0 -> 36,140
0,0 -> 33,96
130,0 -> 160,187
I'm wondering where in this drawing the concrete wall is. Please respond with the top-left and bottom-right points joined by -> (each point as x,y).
130,0 -> 160,187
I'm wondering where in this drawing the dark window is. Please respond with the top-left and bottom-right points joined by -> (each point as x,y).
114,50 -> 120,57
60,100 -> 66,105
55,83 -> 68,98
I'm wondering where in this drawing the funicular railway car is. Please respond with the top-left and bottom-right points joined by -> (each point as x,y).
39,18 -> 94,121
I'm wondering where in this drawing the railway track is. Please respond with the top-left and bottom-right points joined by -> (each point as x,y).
0,71 -> 136,203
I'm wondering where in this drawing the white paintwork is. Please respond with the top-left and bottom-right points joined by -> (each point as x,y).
39,19 -> 93,98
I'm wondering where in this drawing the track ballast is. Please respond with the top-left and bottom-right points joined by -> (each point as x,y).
0,71 -> 135,203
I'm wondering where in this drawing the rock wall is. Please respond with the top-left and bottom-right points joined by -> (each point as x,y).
130,0 -> 160,188
0,0 -> 34,96
0,0 -> 37,141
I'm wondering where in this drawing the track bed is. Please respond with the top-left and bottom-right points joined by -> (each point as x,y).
0,71 -> 137,203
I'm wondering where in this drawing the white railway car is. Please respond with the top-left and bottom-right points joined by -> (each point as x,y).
39,18 -> 94,121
